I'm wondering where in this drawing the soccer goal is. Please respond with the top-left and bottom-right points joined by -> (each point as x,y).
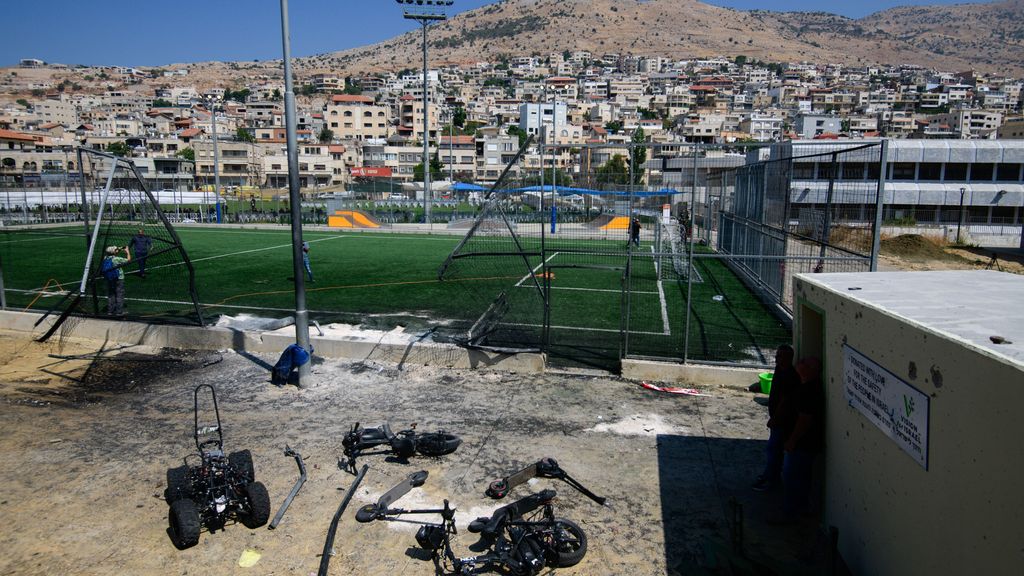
34,148 -> 204,342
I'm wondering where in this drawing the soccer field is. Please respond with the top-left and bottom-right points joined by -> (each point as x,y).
1,225 -> 788,366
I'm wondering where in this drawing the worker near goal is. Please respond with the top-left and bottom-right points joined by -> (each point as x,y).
129,228 -> 152,278
102,245 -> 131,316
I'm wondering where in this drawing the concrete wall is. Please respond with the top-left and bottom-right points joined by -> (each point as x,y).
792,276 -> 1024,575
0,310 -> 545,374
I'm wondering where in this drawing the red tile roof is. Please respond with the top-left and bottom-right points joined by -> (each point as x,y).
0,129 -> 36,141
179,127 -> 202,137
328,145 -> 346,153
330,94 -> 374,104
440,135 -> 474,145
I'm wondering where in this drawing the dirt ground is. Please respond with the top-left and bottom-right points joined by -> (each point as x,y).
878,234 -> 1024,274
0,330 -> 836,576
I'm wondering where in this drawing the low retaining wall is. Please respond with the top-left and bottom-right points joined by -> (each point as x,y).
0,310 -> 545,374
621,358 -> 762,389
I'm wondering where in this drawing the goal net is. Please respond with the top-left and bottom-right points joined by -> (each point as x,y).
35,148 -> 204,341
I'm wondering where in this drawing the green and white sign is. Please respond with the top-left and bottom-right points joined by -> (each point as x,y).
843,345 -> 929,469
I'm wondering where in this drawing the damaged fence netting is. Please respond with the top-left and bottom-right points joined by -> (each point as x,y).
437,135 -> 547,352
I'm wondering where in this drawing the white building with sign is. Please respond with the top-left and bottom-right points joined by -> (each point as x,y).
792,270 -> 1023,576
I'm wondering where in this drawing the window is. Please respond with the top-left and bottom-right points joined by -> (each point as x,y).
364,111 -> 372,117
891,162 -> 915,180
314,164 -> 326,170
792,162 -> 814,179
271,164 -> 281,170
841,162 -> 867,180
996,163 -> 1021,182
331,122 -> 338,128
944,163 -> 968,181
344,111 -> 353,117
330,110 -> 337,116
970,163 -> 994,181
378,111 -> 386,117
917,163 -> 941,181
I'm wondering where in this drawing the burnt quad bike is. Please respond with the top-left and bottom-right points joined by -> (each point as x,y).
164,384 -> 272,549
341,422 -> 461,473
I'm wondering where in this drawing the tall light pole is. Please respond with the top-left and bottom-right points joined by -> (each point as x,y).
280,0 -> 311,387
397,0 -> 453,225
210,98 -> 222,224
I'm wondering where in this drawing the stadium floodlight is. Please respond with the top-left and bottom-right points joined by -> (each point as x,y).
278,0 -> 312,387
397,0 -> 453,225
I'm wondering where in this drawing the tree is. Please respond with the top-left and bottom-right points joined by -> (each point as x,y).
176,147 -> 195,162
298,84 -> 317,96
224,87 -> 251,103
735,55 -> 748,67
318,127 -> 334,143
106,141 -> 130,157
630,127 -> 647,185
152,98 -> 173,107
15,98 -> 29,108
604,120 -> 623,134
596,154 -> 629,185
452,106 -> 466,128
271,88 -> 282,101
522,169 -> 573,187
236,127 -> 255,143
507,125 -> 528,148
413,154 -> 444,182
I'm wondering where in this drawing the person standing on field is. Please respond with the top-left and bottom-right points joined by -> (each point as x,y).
302,241 -> 314,283
129,228 -> 152,278
102,245 -> 131,316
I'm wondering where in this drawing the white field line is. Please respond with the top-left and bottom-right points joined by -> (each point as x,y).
508,322 -> 667,337
652,245 -> 671,335
44,234 -> 348,291
0,234 -> 76,245
515,251 -> 560,287
517,284 -> 658,295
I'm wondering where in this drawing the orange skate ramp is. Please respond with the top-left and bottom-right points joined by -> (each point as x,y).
598,216 -> 630,230
328,209 -> 381,228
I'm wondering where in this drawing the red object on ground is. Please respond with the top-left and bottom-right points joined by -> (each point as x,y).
639,381 -> 709,396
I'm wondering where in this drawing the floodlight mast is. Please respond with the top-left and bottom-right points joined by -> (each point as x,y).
279,0 -> 312,387
397,0 -> 452,226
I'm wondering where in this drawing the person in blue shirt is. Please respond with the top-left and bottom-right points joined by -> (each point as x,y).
302,241 -> 314,283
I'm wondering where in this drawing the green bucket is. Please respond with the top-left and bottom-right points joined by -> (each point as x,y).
759,372 -> 773,394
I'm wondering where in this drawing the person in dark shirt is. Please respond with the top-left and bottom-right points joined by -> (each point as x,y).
129,228 -> 153,278
629,217 -> 641,248
753,344 -> 799,491
772,356 -> 824,523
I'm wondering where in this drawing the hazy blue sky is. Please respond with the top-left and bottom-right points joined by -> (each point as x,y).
0,0 -> 998,67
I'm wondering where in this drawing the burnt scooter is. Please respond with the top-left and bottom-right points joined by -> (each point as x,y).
357,470 -> 603,575
341,422 -> 461,473
164,384 -> 271,549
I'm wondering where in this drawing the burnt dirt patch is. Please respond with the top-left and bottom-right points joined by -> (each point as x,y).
79,349 -> 223,395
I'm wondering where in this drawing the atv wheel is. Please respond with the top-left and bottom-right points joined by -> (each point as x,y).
228,449 -> 255,483
415,432 -> 462,456
164,465 -> 191,503
169,499 -> 201,549
240,481 -> 271,528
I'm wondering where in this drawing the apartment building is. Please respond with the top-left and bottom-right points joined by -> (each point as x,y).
740,114 -> 784,142
519,102 -> 568,137
928,109 -> 1003,139
396,95 -> 439,143
193,139 -> 262,188
439,135 -> 476,180
324,95 -> 391,141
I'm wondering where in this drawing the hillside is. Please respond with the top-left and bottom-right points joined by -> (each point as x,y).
300,0 -> 1024,76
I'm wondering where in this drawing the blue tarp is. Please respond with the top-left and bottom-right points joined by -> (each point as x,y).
449,182 -> 682,197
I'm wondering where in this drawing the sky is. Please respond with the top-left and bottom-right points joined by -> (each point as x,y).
0,0 -> 999,67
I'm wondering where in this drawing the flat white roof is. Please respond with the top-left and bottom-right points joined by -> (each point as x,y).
797,270 -> 1024,367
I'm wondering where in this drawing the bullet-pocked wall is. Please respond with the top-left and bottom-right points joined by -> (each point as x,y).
793,270 -> 1024,576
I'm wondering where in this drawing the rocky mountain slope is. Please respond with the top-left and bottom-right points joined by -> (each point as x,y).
301,0 -> 1024,76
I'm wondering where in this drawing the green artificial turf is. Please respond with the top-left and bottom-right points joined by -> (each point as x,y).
1,226 -> 788,366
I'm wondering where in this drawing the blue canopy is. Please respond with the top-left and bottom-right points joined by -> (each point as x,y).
451,182 -> 487,192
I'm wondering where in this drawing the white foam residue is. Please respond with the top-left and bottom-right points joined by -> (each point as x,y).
587,413 -> 686,436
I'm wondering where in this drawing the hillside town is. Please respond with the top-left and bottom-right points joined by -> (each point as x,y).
1,52 -> 1023,195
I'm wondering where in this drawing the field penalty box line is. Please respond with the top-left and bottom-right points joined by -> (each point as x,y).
43,234 -> 349,292
651,245 -> 671,335
515,251 -> 560,287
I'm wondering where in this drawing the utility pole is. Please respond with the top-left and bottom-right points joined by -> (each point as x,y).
280,0 -> 311,387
